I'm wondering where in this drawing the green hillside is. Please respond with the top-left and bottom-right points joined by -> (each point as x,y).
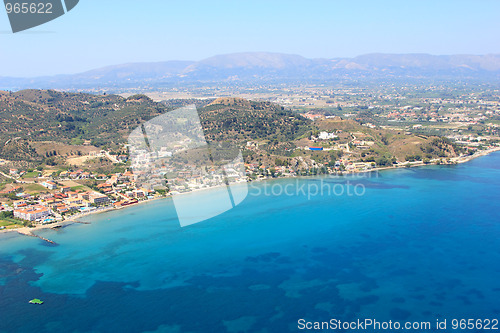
0,90 -> 463,169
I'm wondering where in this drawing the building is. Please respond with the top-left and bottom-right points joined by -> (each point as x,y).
80,172 -> 91,179
0,186 -> 22,194
78,192 -> 90,201
318,132 -> 338,140
64,197 -> 83,206
14,205 -> 50,221
60,186 -> 71,193
132,190 -> 146,198
41,181 -> 57,190
13,200 -> 27,209
88,192 -> 110,205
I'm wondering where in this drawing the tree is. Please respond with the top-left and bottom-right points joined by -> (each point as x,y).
0,211 -> 13,218
269,168 -> 276,178
376,156 -> 392,167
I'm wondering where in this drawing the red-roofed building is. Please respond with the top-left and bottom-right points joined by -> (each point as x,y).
14,205 -> 50,221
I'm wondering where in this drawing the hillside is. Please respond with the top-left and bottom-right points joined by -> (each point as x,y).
0,90 -> 463,172
313,117 -> 462,164
200,97 -> 310,143
0,90 -> 168,161
0,91 -> 313,164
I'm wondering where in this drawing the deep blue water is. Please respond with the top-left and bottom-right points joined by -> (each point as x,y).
1,153 -> 499,333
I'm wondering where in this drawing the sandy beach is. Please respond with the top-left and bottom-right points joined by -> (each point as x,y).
0,196 -> 167,236
1,146 -> 499,239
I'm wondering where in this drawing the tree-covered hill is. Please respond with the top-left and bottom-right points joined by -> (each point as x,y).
200,97 -> 311,143
0,90 -> 463,168
0,90 -> 167,156
0,91 -> 312,162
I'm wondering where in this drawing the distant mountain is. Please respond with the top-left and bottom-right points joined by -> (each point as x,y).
344,53 -> 500,73
0,61 -> 195,90
1,52 -> 500,90
68,61 -> 195,82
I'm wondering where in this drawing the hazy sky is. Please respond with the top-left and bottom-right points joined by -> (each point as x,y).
1,0 -> 499,77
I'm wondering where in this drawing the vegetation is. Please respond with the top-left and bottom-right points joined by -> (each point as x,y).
0,89 -> 170,161
0,90 -> 475,173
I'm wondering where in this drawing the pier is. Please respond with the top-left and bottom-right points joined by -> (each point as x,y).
17,228 -> 57,245
74,221 -> 91,224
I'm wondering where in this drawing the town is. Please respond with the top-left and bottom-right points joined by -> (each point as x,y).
0,166 -> 158,229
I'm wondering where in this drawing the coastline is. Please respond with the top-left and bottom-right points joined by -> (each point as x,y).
1,146 -> 499,239
0,196 -> 168,236
346,145 -> 500,174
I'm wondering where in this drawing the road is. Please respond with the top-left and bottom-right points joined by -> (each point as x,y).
104,151 -> 119,163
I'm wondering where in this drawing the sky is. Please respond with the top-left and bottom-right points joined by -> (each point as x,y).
1,0 -> 499,77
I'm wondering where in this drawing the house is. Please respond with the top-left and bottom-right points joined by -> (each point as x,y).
66,191 -> 79,198
41,181 -> 57,190
80,172 -> 91,179
0,186 -> 22,194
13,200 -> 27,209
97,183 -> 113,193
44,197 -> 61,206
64,197 -> 83,206
88,192 -> 109,205
55,204 -> 70,214
123,170 -> 134,179
78,192 -> 90,201
132,190 -> 146,198
318,132 -> 338,140
303,113 -> 323,120
60,186 -> 71,193
14,205 -> 50,221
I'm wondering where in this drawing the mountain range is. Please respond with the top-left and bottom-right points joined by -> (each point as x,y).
1,52 -> 500,90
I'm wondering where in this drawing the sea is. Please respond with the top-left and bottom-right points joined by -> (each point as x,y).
1,152 -> 499,333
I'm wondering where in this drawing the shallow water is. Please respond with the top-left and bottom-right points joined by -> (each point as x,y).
1,153 -> 499,332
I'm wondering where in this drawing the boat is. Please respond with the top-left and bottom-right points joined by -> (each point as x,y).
29,299 -> 44,305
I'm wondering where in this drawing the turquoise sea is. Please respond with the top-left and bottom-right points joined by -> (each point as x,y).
1,153 -> 499,333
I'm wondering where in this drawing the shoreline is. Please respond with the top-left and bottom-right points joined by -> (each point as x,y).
1,146 -> 499,238
0,196 -> 167,236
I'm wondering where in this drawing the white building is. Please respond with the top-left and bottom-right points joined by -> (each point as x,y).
41,181 -> 57,190
318,132 -> 338,140
14,205 -> 50,221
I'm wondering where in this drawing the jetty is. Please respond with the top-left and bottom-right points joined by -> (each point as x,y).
74,220 -> 91,224
17,228 -> 57,245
